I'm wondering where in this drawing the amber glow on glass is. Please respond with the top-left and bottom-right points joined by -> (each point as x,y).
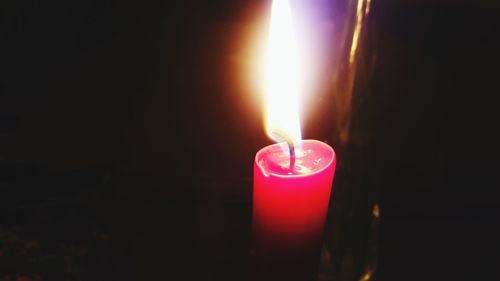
372,203 -> 380,218
365,0 -> 372,15
349,0 -> 366,64
359,270 -> 374,281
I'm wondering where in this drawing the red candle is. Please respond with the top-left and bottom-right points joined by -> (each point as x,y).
250,0 -> 337,279
252,140 -> 336,280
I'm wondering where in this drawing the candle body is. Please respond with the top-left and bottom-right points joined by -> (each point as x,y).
252,139 -> 336,281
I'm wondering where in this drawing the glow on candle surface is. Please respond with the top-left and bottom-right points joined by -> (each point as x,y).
252,0 -> 337,280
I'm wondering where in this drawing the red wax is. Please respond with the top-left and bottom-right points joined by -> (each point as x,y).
252,139 -> 336,280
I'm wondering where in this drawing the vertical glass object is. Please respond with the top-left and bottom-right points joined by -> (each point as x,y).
312,0 -> 379,280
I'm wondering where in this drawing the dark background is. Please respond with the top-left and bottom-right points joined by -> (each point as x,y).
1,0 -> 499,280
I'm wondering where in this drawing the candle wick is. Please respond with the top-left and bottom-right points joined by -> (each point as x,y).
270,130 -> 296,170
288,140 -> 295,170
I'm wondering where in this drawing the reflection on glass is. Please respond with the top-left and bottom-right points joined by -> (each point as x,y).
318,0 -> 378,280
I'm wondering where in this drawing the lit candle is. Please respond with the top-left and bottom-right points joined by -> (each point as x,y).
252,0 -> 337,280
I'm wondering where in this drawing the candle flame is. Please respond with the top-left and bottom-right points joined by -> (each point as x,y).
264,0 -> 302,144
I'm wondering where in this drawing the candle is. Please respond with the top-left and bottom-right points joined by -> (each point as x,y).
252,140 -> 336,280
251,0 -> 337,280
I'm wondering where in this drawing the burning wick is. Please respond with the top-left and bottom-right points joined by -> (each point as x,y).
271,130 -> 296,170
